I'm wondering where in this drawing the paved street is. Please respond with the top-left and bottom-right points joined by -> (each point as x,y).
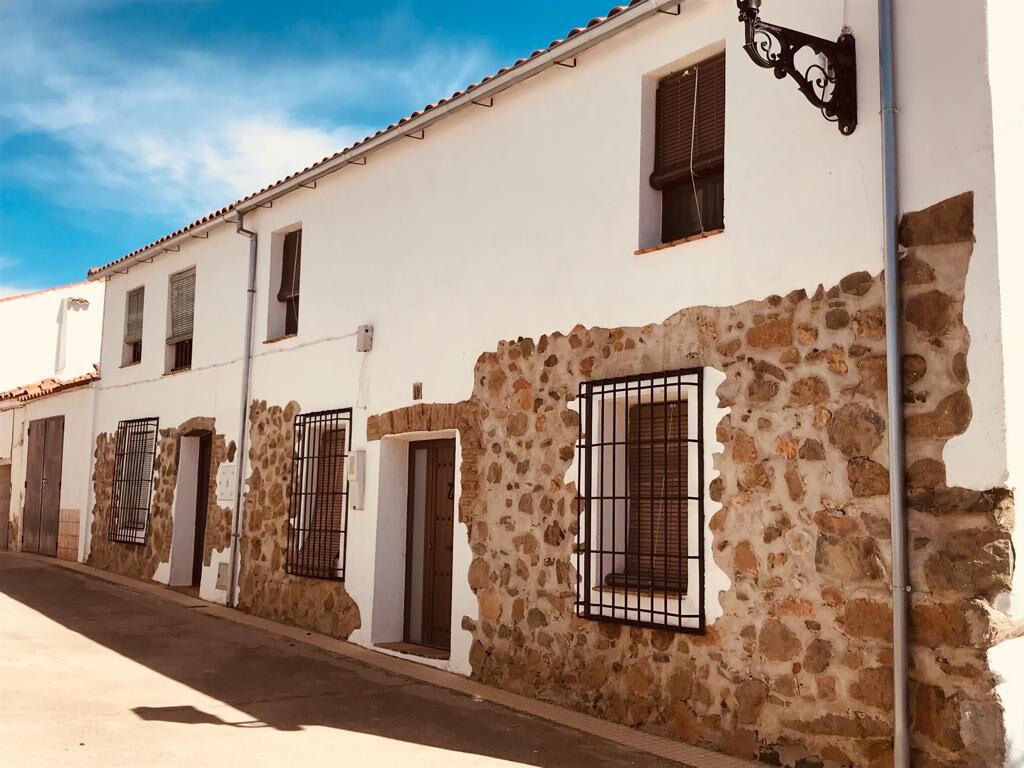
0,553 -> 681,768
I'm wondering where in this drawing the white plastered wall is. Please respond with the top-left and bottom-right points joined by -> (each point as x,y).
985,1 -> 1024,764
86,0 -> 1013,681
0,281 -> 104,392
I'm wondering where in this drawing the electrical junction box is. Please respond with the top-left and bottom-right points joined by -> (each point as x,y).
216,562 -> 230,591
348,450 -> 366,509
216,463 -> 236,504
356,324 -> 374,352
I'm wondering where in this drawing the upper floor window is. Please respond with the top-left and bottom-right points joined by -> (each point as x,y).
575,368 -> 706,632
108,417 -> 159,545
269,228 -> 301,340
651,53 -> 725,244
286,408 -> 351,580
166,267 -> 195,373
122,286 -> 144,366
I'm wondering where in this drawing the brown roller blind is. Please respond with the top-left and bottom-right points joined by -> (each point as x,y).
278,229 -> 301,302
125,287 -> 145,344
167,268 -> 196,343
296,426 -> 346,573
617,401 -> 689,592
650,53 -> 725,190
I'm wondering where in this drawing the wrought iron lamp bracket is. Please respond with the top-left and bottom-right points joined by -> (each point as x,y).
737,0 -> 857,135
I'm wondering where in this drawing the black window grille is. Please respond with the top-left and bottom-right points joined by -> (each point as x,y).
575,368 -> 705,632
171,338 -> 193,371
286,408 -> 352,580
108,417 -> 159,545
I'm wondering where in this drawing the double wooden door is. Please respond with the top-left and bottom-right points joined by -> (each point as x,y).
405,439 -> 456,651
23,416 -> 64,556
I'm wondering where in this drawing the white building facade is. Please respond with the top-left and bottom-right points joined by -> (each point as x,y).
1,281 -> 104,559
75,2 -> 1021,766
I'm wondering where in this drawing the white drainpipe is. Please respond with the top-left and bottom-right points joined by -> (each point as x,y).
877,1 -> 909,765
227,213 -> 258,606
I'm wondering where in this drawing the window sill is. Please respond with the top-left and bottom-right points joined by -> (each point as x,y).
264,333 -> 297,345
635,228 -> 724,256
163,367 -> 192,377
592,585 -> 689,601
119,361 -> 142,369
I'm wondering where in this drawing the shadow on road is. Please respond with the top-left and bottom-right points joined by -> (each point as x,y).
0,553 -> 670,768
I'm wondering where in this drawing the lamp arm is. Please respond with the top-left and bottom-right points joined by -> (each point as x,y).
737,2 -> 858,135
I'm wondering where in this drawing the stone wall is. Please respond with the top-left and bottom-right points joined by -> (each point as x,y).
87,416 -> 233,582
456,193 -> 1016,768
236,400 -> 360,639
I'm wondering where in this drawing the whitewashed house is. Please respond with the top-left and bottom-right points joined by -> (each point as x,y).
0,281 -> 104,559
75,1 -> 1022,766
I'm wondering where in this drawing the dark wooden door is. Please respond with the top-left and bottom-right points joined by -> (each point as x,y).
406,439 -> 456,651
23,416 -> 64,556
191,434 -> 213,587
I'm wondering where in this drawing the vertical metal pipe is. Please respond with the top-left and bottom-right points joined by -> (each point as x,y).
877,1 -> 909,766
227,213 -> 258,606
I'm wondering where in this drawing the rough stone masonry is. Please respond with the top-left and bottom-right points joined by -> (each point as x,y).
88,416 -> 234,582
457,192 -> 1017,768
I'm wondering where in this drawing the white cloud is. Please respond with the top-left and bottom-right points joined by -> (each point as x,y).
0,4 -> 495,224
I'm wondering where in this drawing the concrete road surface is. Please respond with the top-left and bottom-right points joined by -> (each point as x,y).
0,553 -> 683,768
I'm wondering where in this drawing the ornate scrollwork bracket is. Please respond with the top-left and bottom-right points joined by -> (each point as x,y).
737,0 -> 857,135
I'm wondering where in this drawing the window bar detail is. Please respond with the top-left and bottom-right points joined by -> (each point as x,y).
108,417 -> 159,545
575,369 -> 705,632
286,408 -> 352,580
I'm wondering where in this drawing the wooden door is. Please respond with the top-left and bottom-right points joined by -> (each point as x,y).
405,439 -> 456,651
191,434 -> 212,586
23,416 -> 64,556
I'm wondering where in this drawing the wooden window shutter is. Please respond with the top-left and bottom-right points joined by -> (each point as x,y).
125,287 -> 145,344
167,268 -> 196,344
278,230 -> 301,302
622,401 -> 688,591
650,53 -> 725,190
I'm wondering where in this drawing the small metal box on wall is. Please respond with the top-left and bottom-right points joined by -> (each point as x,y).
356,325 -> 373,352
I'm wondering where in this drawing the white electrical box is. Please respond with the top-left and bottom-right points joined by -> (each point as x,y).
216,464 -> 236,504
356,324 -> 374,352
347,450 -> 366,509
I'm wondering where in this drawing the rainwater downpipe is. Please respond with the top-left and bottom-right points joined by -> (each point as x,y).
877,1 -> 909,766
227,212 -> 257,606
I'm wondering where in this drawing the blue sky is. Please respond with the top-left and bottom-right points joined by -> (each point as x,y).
0,0 -> 616,294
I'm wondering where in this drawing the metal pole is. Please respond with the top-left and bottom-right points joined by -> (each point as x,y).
877,1 -> 909,765
227,213 -> 257,606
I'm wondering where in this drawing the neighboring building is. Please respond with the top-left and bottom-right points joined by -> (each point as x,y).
68,1 -> 1023,767
0,281 -> 104,559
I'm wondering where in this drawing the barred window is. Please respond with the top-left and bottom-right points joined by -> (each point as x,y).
287,408 -> 351,580
108,417 -> 159,545
575,369 -> 705,632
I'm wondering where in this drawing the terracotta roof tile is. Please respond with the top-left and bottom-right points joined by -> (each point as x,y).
0,370 -> 99,404
88,1 -> 649,277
